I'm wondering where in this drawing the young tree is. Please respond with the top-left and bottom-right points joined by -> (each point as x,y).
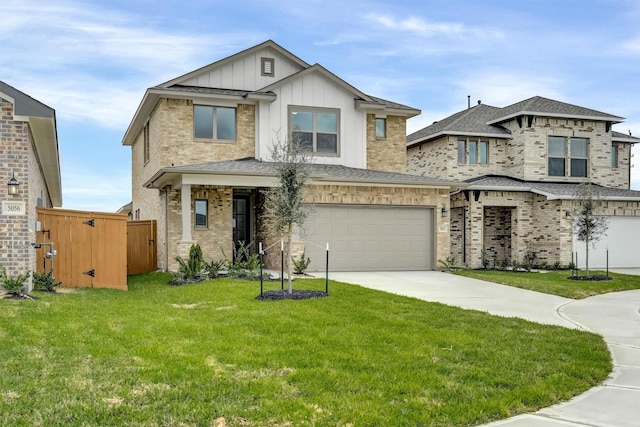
572,183 -> 609,277
263,133 -> 314,293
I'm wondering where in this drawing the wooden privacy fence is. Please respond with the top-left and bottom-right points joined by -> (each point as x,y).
127,220 -> 157,275
36,207 -> 128,290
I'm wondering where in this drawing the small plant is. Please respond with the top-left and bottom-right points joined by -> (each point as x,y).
522,246 -> 537,272
221,242 -> 262,280
568,262 -> 576,271
480,249 -> 490,270
552,261 -> 562,270
33,270 -> 61,292
292,250 -> 311,275
1,267 -> 31,297
500,258 -> 510,271
539,261 -> 548,270
173,243 -> 206,284
205,259 -> 227,279
491,255 -> 498,270
438,256 -> 457,271
511,259 -> 520,271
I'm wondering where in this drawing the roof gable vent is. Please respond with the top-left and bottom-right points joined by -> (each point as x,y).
261,57 -> 274,77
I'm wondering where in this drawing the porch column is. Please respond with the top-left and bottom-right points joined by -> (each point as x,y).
181,183 -> 192,241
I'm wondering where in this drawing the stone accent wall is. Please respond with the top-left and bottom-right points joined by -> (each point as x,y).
407,136 -> 509,181
367,114 -> 406,173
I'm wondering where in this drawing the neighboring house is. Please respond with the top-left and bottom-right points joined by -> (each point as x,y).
123,40 -> 459,272
407,96 -> 640,269
0,81 -> 62,289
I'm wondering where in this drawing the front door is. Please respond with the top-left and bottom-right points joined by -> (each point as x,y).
232,195 -> 250,260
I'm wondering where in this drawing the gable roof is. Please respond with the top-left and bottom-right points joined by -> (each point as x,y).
159,40 -> 310,89
409,96 -> 629,147
143,157 -> 460,190
407,103 -> 510,147
464,175 -> 640,201
0,81 -> 62,207
487,96 -> 624,125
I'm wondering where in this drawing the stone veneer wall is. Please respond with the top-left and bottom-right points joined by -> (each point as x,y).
367,114 -> 407,173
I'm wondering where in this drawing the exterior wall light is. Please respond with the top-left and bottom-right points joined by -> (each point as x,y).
7,173 -> 19,195
441,204 -> 448,217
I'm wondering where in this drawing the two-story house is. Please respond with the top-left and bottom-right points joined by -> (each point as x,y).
407,96 -> 640,269
123,40 -> 459,272
1,81 -> 62,290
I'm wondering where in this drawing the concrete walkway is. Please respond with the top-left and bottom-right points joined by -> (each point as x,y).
316,271 -> 640,427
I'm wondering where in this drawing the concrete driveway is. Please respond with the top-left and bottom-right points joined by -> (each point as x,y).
317,271 -> 640,427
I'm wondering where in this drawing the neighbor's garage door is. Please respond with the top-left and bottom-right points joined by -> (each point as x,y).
573,216 -> 640,268
302,205 -> 434,272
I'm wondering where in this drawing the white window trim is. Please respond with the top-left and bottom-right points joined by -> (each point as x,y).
288,105 -> 340,157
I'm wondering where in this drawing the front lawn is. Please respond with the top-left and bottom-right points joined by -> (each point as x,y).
455,269 -> 640,299
0,273 -> 611,426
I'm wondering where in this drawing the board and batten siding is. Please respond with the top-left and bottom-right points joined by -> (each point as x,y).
257,70 -> 367,169
180,47 -> 305,92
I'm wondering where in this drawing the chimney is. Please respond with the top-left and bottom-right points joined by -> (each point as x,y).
468,95 -> 470,109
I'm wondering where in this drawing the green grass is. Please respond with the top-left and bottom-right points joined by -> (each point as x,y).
0,273 -> 611,426
455,269 -> 640,299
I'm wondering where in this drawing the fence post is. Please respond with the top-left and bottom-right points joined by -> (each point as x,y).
281,240 -> 284,290
325,243 -> 329,295
606,249 -> 609,278
259,242 -> 263,296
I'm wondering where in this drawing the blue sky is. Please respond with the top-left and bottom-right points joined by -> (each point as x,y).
2,0 -> 639,212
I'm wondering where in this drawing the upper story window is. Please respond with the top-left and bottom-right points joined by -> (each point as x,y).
548,136 -> 588,177
375,118 -> 386,138
290,106 -> 339,155
194,105 -> 236,141
457,138 -> 488,164
611,144 -> 619,168
195,199 -> 208,228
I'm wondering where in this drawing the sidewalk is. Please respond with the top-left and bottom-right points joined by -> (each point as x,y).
316,271 -> 640,427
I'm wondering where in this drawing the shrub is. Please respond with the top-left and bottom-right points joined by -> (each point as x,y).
1,267 -> 31,295
438,256 -> 457,270
205,259 -> 227,278
173,244 -> 206,284
553,261 -> 562,270
292,250 -> 311,274
480,249 -> 490,270
33,270 -> 62,292
522,247 -> 537,272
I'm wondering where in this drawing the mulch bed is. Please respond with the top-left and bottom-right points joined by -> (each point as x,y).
568,275 -> 612,281
256,289 -> 328,301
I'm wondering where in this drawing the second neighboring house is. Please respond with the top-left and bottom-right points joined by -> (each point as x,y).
0,81 -> 62,289
123,40 -> 460,272
407,96 -> 640,269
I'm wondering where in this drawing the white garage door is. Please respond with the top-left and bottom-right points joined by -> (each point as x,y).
573,216 -> 640,268
301,205 -> 434,272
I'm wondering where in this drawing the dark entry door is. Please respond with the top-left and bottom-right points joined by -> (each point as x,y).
233,195 -> 250,259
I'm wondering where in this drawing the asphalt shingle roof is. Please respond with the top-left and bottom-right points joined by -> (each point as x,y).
407,104 -> 509,145
465,175 -> 640,200
150,157 -> 455,187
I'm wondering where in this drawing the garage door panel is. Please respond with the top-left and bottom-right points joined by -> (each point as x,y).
304,205 -> 434,272
573,216 -> 640,268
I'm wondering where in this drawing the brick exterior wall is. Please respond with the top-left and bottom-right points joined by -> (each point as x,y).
367,114 -> 407,173
131,98 -> 256,270
500,117 -> 630,187
0,97 -> 52,290
407,135 -> 509,181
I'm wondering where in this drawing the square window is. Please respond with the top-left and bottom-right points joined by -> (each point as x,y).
194,105 -> 236,141
549,158 -> 566,176
375,118 -> 386,138
289,107 -> 339,155
195,199 -> 208,228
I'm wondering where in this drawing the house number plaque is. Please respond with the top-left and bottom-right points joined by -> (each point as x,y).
2,201 -> 26,216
